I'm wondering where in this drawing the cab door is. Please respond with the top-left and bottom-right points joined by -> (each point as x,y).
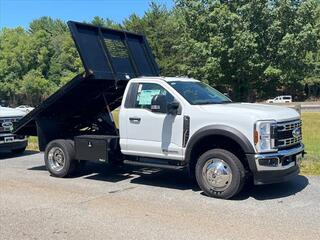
120,82 -> 184,160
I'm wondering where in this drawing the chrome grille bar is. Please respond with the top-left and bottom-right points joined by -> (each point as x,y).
0,117 -> 22,123
277,120 -> 302,132
276,119 -> 302,148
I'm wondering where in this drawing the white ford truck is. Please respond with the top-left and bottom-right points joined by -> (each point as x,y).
0,106 -> 28,153
15,22 -> 304,199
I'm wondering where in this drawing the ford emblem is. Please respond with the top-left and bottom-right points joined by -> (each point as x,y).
2,122 -> 13,128
292,128 -> 301,138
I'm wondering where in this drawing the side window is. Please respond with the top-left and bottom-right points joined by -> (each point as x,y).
134,83 -> 174,113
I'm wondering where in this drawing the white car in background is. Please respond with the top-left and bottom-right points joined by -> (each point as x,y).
15,105 -> 34,113
266,95 -> 292,103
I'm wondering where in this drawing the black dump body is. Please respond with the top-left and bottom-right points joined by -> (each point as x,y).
15,21 -> 159,151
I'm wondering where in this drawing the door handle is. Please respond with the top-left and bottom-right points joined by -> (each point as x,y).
129,117 -> 141,123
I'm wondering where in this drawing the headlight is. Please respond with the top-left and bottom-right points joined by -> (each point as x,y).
254,120 -> 277,153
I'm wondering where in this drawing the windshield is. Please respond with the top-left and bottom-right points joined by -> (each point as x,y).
168,81 -> 231,105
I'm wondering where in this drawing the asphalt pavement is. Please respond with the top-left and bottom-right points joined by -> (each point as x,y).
0,151 -> 319,240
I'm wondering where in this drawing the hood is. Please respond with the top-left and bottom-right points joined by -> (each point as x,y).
199,103 -> 300,122
0,106 -> 26,118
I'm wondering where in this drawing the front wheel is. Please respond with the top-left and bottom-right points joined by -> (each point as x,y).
195,149 -> 245,199
44,139 -> 77,178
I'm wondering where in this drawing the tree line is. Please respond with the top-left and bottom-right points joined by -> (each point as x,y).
0,0 -> 319,106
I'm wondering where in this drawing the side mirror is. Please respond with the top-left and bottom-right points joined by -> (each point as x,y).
151,94 -> 167,113
167,101 -> 180,115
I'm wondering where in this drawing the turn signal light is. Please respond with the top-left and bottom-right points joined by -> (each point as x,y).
254,129 -> 259,145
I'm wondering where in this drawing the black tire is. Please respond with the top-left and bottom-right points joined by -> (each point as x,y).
44,139 -> 77,178
64,139 -> 87,173
11,147 -> 26,154
195,149 -> 245,199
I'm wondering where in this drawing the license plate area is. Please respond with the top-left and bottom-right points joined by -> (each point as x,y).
4,137 -> 14,143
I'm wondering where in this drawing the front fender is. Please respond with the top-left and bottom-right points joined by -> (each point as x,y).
185,125 -> 255,164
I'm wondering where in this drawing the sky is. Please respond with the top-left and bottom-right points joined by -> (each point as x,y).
0,0 -> 174,29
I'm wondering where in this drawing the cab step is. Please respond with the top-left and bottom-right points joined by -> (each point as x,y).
123,160 -> 186,170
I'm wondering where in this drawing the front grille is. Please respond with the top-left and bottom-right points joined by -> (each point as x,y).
0,127 -> 9,132
0,117 -> 22,133
0,117 -> 22,123
276,119 -> 302,148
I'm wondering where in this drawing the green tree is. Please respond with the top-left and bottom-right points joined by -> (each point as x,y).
124,2 -> 183,76
176,0 -> 261,100
29,17 -> 68,35
48,33 -> 83,87
18,69 -> 54,105
175,0 -> 320,101
0,18 -> 82,105
91,16 -> 122,29
0,27 -> 31,104
1,1 -> 320,105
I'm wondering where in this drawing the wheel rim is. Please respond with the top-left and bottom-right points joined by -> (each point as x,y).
48,147 -> 65,172
202,158 -> 232,191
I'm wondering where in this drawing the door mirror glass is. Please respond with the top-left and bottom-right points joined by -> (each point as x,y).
151,94 -> 167,113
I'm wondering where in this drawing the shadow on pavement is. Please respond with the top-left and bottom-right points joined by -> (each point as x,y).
233,175 -> 309,201
28,165 -> 47,171
0,150 -> 39,160
28,162 -> 309,199
83,163 -> 198,191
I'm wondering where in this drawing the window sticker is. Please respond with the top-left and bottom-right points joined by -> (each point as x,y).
137,89 -> 160,105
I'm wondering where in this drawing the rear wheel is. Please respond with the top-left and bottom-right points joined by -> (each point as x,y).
195,149 -> 245,199
45,139 -> 77,177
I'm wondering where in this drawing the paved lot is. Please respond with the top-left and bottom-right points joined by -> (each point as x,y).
0,151 -> 319,240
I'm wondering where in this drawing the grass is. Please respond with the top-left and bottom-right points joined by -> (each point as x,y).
27,112 -> 320,175
27,136 -> 38,151
300,112 -> 320,175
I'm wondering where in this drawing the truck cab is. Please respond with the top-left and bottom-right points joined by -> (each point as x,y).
0,106 -> 28,153
118,77 -> 303,198
15,22 -> 304,199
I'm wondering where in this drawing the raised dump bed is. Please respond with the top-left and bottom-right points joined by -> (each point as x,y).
14,21 -> 159,151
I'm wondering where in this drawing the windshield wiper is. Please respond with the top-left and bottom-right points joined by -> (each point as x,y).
197,100 -> 232,105
196,101 -> 216,105
216,101 -> 232,104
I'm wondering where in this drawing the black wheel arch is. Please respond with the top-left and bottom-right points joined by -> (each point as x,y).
185,125 -> 255,173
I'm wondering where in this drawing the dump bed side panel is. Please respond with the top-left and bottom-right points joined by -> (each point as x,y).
68,21 -> 159,80
15,74 -> 124,150
14,22 -> 159,150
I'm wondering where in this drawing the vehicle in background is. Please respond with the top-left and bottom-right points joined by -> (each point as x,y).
0,106 -> 28,154
15,22 -> 304,199
15,105 -> 34,113
266,95 -> 292,103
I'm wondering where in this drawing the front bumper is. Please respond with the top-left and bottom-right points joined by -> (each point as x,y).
0,134 -> 28,152
246,144 -> 304,185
